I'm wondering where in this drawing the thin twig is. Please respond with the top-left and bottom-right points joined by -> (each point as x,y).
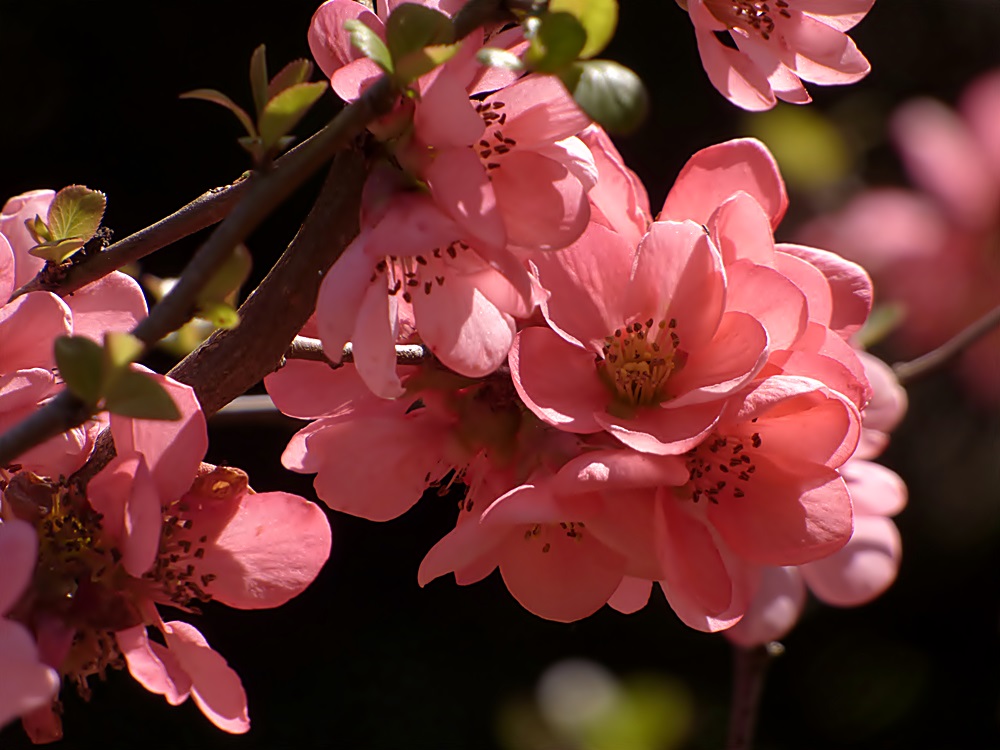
726,642 -> 781,750
893,303 -> 1000,385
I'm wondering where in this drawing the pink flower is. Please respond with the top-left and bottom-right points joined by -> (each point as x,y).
800,69 -> 1000,404
677,0 -> 873,111
0,519 -> 60,731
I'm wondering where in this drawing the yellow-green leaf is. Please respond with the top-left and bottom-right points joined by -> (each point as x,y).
24,214 -> 51,244
549,0 -> 618,59
394,43 -> 461,84
180,88 -> 258,137
54,335 -> 105,405
104,370 -> 181,421
250,44 -> 269,117
258,81 -> 328,153
196,244 -> 252,306
476,47 -> 525,71
386,4 -> 454,63
28,237 -> 86,263
47,186 -> 106,244
526,12 -> 587,72
344,19 -> 393,73
268,59 -> 314,100
104,331 -> 144,370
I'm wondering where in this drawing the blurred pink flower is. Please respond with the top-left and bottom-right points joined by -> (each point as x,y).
677,0 -> 873,111
800,69 -> 1000,403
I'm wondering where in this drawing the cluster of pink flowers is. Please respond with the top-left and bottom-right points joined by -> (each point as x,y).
268,0 -> 898,636
0,191 -> 332,741
801,68 -> 1000,404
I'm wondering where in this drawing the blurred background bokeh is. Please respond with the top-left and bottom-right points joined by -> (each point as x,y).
2,1 -> 1000,748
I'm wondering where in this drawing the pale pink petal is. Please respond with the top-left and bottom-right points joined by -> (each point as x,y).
596,401 -> 722,456
690,11 -> 775,112
709,463 -> 853,565
499,525 -> 625,622
579,125 -> 651,247
630,221 -> 725,349
352,275 -> 404,398
426,148 -> 506,251
480,484 -> 604,527
725,566 -> 806,646
265,359 -> 373,419
666,311 -> 767,405
0,235 -> 15,303
607,576 -> 652,614
843,460 -> 907,517
792,0 -> 875,31
0,519 -> 38,613
509,327 -> 606,433
317,233 -> 377,364
196,491 -> 331,609
110,371 -> 207,502
766,10 -> 871,85
309,0 -> 384,97
117,625 -> 192,706
492,150 -> 591,251
725,261 -> 808,351
163,621 -> 249,734
488,75 -> 591,147
122,456 -> 162,577
766,351 -> 869,411
65,272 -> 148,341
0,620 -> 60,728
418,518 -> 508,586
708,191 -> 776,266
801,515 -> 901,607
552,449 -> 690,492
858,351 -> 907,438
777,244 -> 872,338
660,138 -> 787,228
0,369 -> 56,415
961,69 -> 1000,178
415,71 -> 485,147
0,190 -> 51,289
0,292 -> 71,371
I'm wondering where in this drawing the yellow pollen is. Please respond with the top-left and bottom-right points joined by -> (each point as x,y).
598,317 -> 680,406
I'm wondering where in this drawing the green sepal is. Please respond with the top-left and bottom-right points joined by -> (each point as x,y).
476,47 -> 525,71
104,370 -> 181,421
258,81 -> 328,153
24,214 -> 52,244
394,43 -> 461,84
344,19 -> 393,73
28,237 -> 87,263
268,59 -> 315,100
180,88 -> 258,137
526,12 -> 587,72
196,300 -> 241,329
54,335 -> 105,406
559,60 -> 648,134
548,0 -> 618,59
250,44 -> 270,117
385,4 -> 454,65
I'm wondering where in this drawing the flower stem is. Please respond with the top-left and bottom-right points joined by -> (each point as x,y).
726,642 -> 781,750
893,303 -> 1000,385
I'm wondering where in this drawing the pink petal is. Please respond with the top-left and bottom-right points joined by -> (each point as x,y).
509,327 -> 606,433
117,625 -> 192,705
552,449 -> 690,492
0,620 -> 60,728
724,261 -> 808,351
579,125 -> 651,248
418,517 -> 508,586
792,0 -> 875,31
492,150 -> 591,251
843,460 -> 907,517
0,189 -> 51,289
196,491 -> 331,609
265,359 -> 373,419
487,75 -> 591,148
724,566 -> 806,646
607,576 -> 652,615
0,235 -> 15,303
0,519 -> 38,614
708,191 -> 776,266
0,292 -> 71,372
961,69 -> 1000,178
426,148 -> 506,251
309,0 -> 384,93
661,138 -> 787,228
800,515 -> 901,607
630,221 -> 725,350
122,456 -> 162,577
776,9 -> 871,85
110,371 -> 207,502
317,233 -> 377,364
415,71 -> 485,147
163,621 -> 250,734
66,272 -> 148,341
596,400 -> 722,456
777,244 -> 872,338
352,274 -> 404,398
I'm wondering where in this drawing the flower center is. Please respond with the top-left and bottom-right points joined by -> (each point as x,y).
681,430 -> 763,504
708,0 -> 792,40
475,99 -> 516,173
522,521 -> 586,554
371,245 -> 464,303
598,317 -> 682,407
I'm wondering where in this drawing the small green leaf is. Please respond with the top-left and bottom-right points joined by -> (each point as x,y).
258,81 -> 328,153
47,186 -> 106,244
394,43 -> 461,84
55,335 -> 105,405
385,4 -> 454,64
180,88 -> 258,137
28,237 -> 86,263
197,300 -> 240,329
549,0 -> 618,58
250,44 -> 269,117
196,244 -> 252,306
476,47 -> 525,71
268,59 -> 314,100
344,19 -> 393,73
559,60 -> 648,134
24,215 -> 52,244
526,12 -> 587,73
104,370 -> 181,421
104,331 -> 144,370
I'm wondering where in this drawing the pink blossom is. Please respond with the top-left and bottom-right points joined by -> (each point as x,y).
800,69 -> 1000,404
0,519 -> 60,731
677,0 -> 873,111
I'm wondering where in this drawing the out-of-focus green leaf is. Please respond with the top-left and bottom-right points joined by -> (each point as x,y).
476,47 -> 525,71
103,331 -> 144,370
250,44 -> 269,117
197,244 -> 252,307
395,43 -> 461,84
54,335 -> 105,405
344,19 -> 393,72
386,4 -> 454,64
197,300 -> 240,329
526,12 -> 587,72
746,105 -> 851,191
549,0 -> 618,58
258,81 -> 328,152
268,59 -> 314,100
559,59 -> 648,134
104,370 -> 181,421
180,88 -> 258,137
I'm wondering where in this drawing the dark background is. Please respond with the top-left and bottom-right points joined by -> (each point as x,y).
2,1 -> 1000,748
